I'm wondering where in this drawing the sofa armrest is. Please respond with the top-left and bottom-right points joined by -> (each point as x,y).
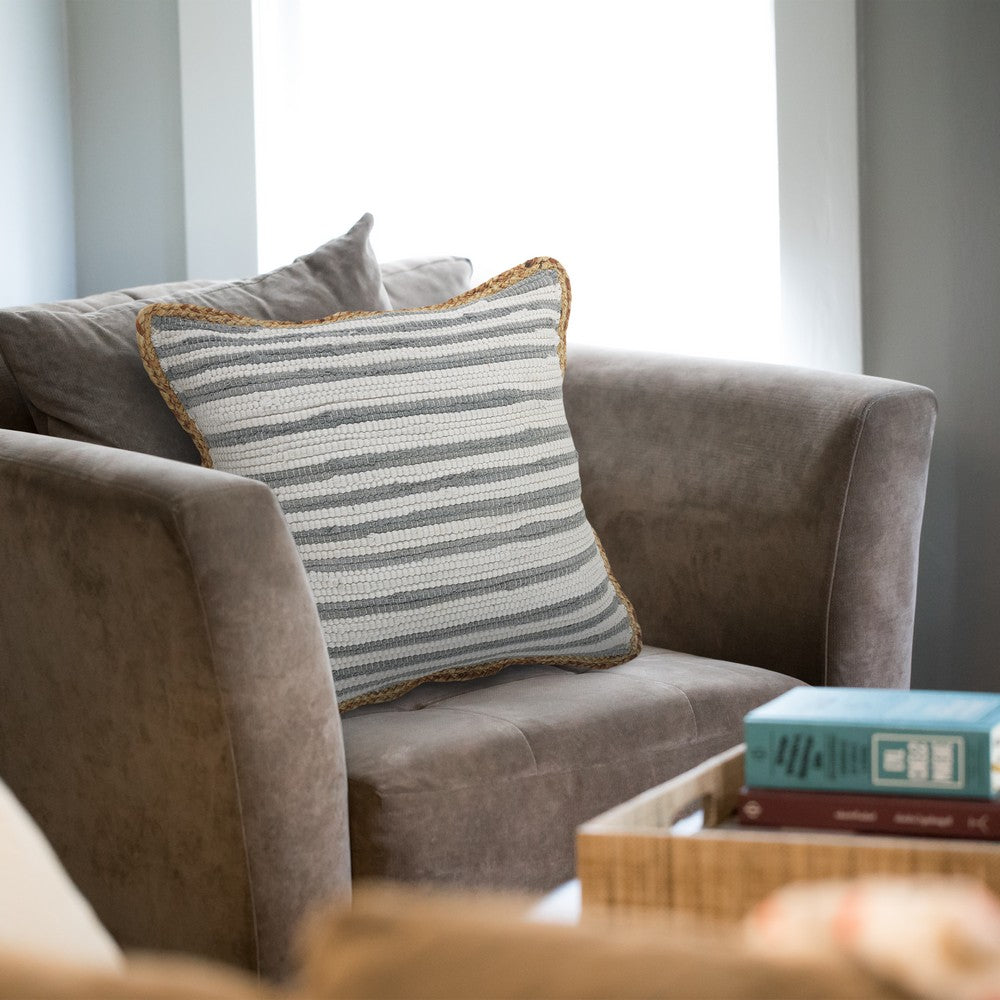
564,348 -> 937,689
0,431 -> 349,980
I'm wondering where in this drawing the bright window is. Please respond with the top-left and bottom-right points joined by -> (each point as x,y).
253,1 -> 780,359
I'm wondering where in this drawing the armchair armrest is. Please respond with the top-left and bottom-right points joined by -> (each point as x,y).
0,431 -> 349,979
564,348 -> 937,689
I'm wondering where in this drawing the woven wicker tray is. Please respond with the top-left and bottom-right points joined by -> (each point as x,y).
577,744 -> 1000,920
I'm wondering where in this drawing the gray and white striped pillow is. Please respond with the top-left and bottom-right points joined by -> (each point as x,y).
137,259 -> 641,709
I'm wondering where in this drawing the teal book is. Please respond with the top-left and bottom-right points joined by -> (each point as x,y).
744,688 -> 1000,799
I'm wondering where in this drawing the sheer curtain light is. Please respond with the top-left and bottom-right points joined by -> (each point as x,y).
253,0 -> 780,360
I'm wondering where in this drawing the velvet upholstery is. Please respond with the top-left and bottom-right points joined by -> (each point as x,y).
0,431 -> 349,980
342,653 -> 799,890
0,359 -> 31,433
563,348 -> 937,689
0,342 -> 936,975
0,279 -> 218,436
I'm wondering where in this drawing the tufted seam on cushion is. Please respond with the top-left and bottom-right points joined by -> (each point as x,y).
587,671 -> 700,739
346,730 -> 731,797
430,705 -> 540,773
359,665 -> 701,735
351,664 -> 703,739
821,389 -> 915,688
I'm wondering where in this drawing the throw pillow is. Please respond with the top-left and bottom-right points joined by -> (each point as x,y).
380,255 -> 473,309
0,214 -> 391,463
137,258 -> 642,709
0,277 -> 220,435
0,778 -> 121,971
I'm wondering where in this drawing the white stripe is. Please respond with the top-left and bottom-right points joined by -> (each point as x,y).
279,463 -> 580,531
207,401 -> 568,474
266,436 -> 576,507
178,356 -> 562,437
320,556 -> 615,647
293,500 -> 583,562
304,518 -> 596,601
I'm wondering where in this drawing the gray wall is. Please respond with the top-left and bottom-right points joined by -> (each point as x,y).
0,0 -> 76,306
66,0 -> 187,295
177,0 -> 257,279
859,0 -> 1000,691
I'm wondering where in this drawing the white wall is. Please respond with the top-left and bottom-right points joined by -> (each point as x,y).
775,0 -> 862,373
178,0 -> 256,279
860,0 -> 1000,692
0,0 -> 76,306
252,0 -> 782,361
66,0 -> 188,295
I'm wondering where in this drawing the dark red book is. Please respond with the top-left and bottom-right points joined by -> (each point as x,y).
738,786 -> 1000,840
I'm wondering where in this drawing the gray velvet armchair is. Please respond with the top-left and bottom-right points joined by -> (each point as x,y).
0,253 -> 936,980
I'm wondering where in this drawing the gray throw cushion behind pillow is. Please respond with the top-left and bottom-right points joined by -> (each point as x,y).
0,214 -> 391,463
0,251 -> 474,435
380,256 -> 473,310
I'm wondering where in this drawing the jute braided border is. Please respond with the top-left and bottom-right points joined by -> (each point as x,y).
136,257 -> 641,710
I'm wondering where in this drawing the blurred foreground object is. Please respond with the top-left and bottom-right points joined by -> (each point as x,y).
745,876 -> 1000,1000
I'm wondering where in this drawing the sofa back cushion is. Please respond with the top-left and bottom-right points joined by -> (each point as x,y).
0,248 -> 472,439
0,358 -> 32,433
0,215 -> 390,461
0,278 -> 219,435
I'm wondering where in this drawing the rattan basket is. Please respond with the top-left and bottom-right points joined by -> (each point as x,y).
577,744 -> 1000,920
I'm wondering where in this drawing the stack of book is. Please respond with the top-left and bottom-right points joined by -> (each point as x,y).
739,687 -> 1000,841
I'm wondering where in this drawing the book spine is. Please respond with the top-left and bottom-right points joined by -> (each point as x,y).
743,721 -> 994,798
738,787 -> 1000,840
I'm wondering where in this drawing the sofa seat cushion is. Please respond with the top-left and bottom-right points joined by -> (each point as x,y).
341,646 -> 801,891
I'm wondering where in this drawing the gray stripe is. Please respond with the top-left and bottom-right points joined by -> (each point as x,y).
325,576 -> 612,658
316,544 -> 597,619
334,594 -> 625,681
181,342 -> 555,406
153,294 -> 559,363
335,618 -> 634,696
285,449 -> 577,515
291,479 -> 580,545
254,424 -> 573,490
303,508 -> 588,572
204,386 -> 563,449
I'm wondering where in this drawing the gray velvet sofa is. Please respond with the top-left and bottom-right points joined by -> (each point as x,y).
0,247 -> 936,980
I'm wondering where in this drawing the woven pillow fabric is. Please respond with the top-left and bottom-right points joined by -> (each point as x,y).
137,259 -> 641,710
